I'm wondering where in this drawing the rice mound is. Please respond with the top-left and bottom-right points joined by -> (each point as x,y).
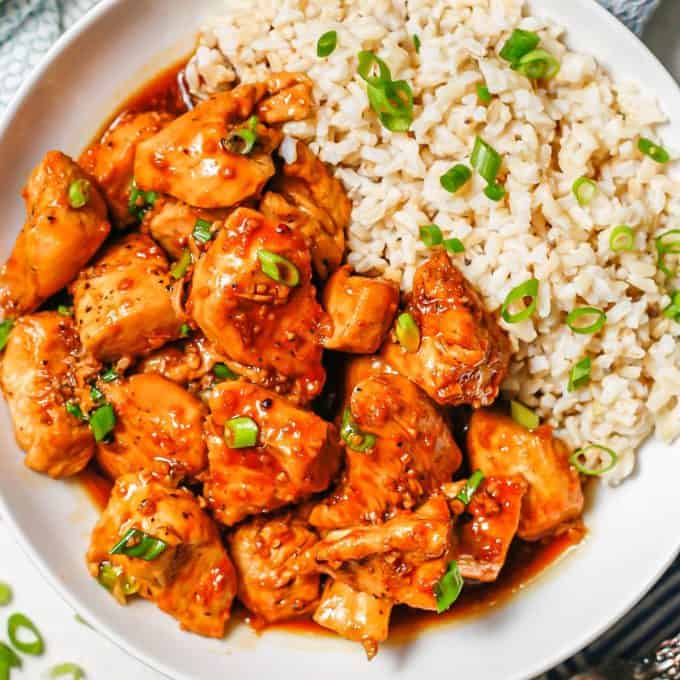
186,0 -> 680,484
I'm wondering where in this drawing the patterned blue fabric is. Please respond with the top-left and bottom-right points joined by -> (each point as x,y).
0,0 -> 675,678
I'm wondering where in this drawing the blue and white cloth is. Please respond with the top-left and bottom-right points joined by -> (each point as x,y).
0,0 -> 676,678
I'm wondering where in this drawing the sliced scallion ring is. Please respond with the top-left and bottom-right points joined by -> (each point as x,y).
65,402 -> 87,423
419,224 -> 443,247
0,642 -> 21,670
572,177 -> 597,207
655,229 -> 680,276
213,363 -> 238,381
97,562 -> 138,596
395,312 -> 420,353
170,249 -> 192,280
317,30 -> 337,58
100,366 -> 118,383
440,164 -> 471,194
257,249 -> 300,287
89,404 -> 116,442
128,179 -> 157,221
340,408 -> 377,453
413,34 -> 421,54
434,561 -> 463,614
367,80 -> 414,132
225,416 -> 259,448
455,470 -> 485,506
638,137 -> 670,164
476,84 -> 492,104
484,182 -> 506,201
471,137 -> 502,184
0,582 -> 12,607
499,29 -> 540,64
357,51 -> 392,85
0,319 -> 14,351
566,307 -> 607,335
7,613 -> 44,655
110,528 -> 168,561
443,238 -> 465,254
514,48 -> 560,80
568,357 -> 592,392
222,115 -> 259,155
510,400 -> 539,430
609,225 -> 635,253
57,305 -> 73,317
179,323 -> 191,338
48,662 -> 86,680
90,384 -> 104,403
68,179 -> 90,209
663,291 -> 680,322
501,278 -> 539,324
569,444 -> 618,476
192,218 -> 213,244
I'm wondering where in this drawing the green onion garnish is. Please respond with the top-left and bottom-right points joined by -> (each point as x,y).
65,402 -> 87,422
0,583 -> 12,606
514,48 -> 560,80
569,444 -> 618,476
179,323 -> 191,338
90,384 -> 104,403
572,177 -> 597,207
419,224 -> 443,247
357,51 -> 392,84
476,83 -> 492,104
48,662 -> 86,679
501,278 -> 539,324
89,404 -> 116,442
257,249 -> 300,287
68,179 -> 90,209
655,229 -> 680,276
128,179 -> 157,221
395,312 -> 420,353
213,363 -> 237,381
170,249 -> 192,280
0,642 -> 21,671
568,357 -> 592,392
499,29 -> 540,64
340,408 -> 377,453
222,115 -> 259,155
0,319 -> 14,351
110,528 -> 167,561
609,225 -> 635,253
192,218 -> 213,244
97,561 -> 138,596
638,137 -> 670,164
317,30 -> 337,58
225,416 -> 259,448
471,137 -> 502,184
456,470 -> 485,506
57,305 -> 73,316
100,366 -> 118,383
7,613 -> 44,655
510,400 -> 539,430
434,561 -> 463,613
440,164 -> 472,194
484,182 -> 506,201
566,307 -> 607,335
444,238 -> 465,254
413,34 -> 421,54
663,291 -> 680,322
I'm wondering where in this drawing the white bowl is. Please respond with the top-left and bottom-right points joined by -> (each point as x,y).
0,1 -> 678,679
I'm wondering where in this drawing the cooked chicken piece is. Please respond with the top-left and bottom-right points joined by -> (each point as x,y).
444,476 -> 527,582
322,266 -> 399,353
382,252 -> 511,407
467,410 -> 584,541
1,312 -> 94,478
313,581 -> 392,660
71,233 -> 182,361
309,373 -> 462,530
189,207 -> 328,403
256,72 -> 314,124
142,195 -> 232,259
204,381 -> 342,526
86,471 -> 237,638
134,83 -> 282,209
79,111 -> 174,226
96,373 -> 207,480
0,151 -> 110,319
314,496 -> 453,611
228,512 -> 320,623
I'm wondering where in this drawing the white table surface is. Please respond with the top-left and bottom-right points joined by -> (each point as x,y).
2,3 -> 680,679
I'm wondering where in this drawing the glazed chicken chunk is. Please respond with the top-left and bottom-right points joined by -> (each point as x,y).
79,110 -> 174,226
383,252 -> 511,407
204,381 -> 342,526
96,373 -> 207,481
134,83 -> 284,209
467,410 -> 584,541
0,151 -> 110,319
71,233 -> 182,361
1,312 -> 94,478
255,72 -> 314,124
189,207 -> 328,403
228,511 -> 321,623
321,266 -> 400,354
87,471 -> 237,638
310,373 -> 462,530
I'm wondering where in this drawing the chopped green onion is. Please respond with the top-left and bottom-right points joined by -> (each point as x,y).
456,470 -> 485,506
192,218 -> 213,244
89,385 -> 104,403
110,529 -> 167,561
471,137 -> 502,184
395,312 -> 420,353
0,583 -> 12,607
566,307 -> 607,335
476,83 -> 492,104
222,115 -> 259,155
609,225 -> 635,253
128,179 -> 157,221
179,323 -> 191,338
225,416 -> 259,448
100,366 -> 118,383
638,137 -> 670,164
413,34 -> 421,54
213,363 -> 237,381
317,31 -> 337,58
501,278 -> 539,324
367,80 -> 414,132
97,562 -> 138,596
357,51 -> 392,85
0,320 -> 14,351
257,249 -> 300,287
440,164 -> 472,194
663,291 -> 680,322
89,404 -> 116,442
568,357 -> 592,392
484,182 -> 506,201
7,613 -> 44,655
419,224 -> 443,247
572,177 -> 597,207
0,642 -> 20,670
499,29 -> 540,64
510,400 -> 539,430
569,444 -> 618,476
434,561 -> 463,613
340,408 -> 377,453
48,663 -> 86,679
65,402 -> 87,423
655,229 -> 680,276
443,238 -> 465,254
68,179 -> 90,209
57,305 -> 73,316
514,48 -> 560,80
170,249 -> 192,280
